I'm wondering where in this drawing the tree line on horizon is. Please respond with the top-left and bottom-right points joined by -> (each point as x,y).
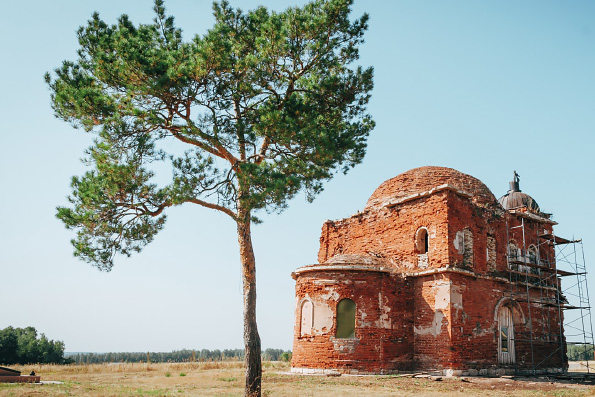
66,348 -> 291,364
2,325 -> 590,365
0,325 -> 291,365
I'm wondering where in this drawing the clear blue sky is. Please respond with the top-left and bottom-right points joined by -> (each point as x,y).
1,0 -> 593,352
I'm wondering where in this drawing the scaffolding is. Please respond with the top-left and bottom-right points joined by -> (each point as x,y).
505,211 -> 594,374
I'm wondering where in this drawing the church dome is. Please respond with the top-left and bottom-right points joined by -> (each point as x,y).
498,172 -> 540,212
365,166 -> 498,210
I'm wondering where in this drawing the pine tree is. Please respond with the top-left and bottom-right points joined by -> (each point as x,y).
46,0 -> 373,394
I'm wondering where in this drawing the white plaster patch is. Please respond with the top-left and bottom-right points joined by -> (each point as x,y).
375,292 -> 392,329
360,310 -> 373,327
319,290 -> 340,301
433,281 -> 450,310
312,301 -> 334,335
451,285 -> 463,312
417,253 -> 429,268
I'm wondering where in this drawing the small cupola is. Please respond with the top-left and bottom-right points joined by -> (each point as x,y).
498,171 -> 540,213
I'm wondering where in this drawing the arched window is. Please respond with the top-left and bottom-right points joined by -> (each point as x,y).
526,245 -> 538,264
526,245 -> 539,275
336,299 -> 356,339
416,228 -> 429,254
300,300 -> 314,337
462,227 -> 473,265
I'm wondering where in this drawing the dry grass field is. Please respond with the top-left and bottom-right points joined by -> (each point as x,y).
1,361 -> 595,396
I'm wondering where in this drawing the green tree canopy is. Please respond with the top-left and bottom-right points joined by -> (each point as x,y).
0,326 -> 67,365
46,0 -> 373,394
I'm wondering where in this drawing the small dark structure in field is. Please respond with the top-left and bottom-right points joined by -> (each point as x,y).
0,366 -> 40,383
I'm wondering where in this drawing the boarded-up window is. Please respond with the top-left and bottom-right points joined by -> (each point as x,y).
336,299 -> 356,339
300,300 -> 313,336
486,235 -> 496,271
462,227 -> 473,265
454,228 -> 473,266
456,232 -> 465,254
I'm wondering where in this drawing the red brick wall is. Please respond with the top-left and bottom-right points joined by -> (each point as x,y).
291,270 -> 414,373
318,192 -> 451,271
411,274 -> 455,369
413,272 -> 566,371
295,167 -> 565,374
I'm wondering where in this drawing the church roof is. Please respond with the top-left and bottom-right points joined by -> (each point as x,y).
498,191 -> 540,212
365,166 -> 498,210
497,171 -> 540,212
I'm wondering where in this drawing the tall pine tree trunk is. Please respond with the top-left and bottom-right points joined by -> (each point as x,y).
237,207 -> 262,396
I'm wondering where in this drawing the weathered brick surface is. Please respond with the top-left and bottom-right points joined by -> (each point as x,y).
365,166 -> 499,210
319,193 -> 452,270
292,270 -> 414,372
292,167 -> 567,374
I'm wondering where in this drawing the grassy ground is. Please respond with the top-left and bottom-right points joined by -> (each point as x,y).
1,361 -> 595,396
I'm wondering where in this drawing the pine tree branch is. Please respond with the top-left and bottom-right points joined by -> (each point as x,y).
169,102 -> 238,166
187,198 -> 236,220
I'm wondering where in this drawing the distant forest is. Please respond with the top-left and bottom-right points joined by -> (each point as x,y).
567,344 -> 594,361
68,345 -> 592,364
66,348 -> 292,364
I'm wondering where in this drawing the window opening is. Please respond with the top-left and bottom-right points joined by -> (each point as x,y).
416,228 -> 429,254
336,298 -> 356,339
501,326 -> 509,352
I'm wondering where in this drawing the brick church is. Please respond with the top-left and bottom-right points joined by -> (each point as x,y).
291,166 -> 567,375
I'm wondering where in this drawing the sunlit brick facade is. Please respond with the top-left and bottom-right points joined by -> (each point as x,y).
291,166 -> 567,375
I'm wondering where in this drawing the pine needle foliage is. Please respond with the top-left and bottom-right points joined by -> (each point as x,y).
46,0 -> 373,270
47,0 -> 373,394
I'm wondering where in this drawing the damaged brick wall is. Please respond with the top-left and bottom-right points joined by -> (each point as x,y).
293,167 -> 566,374
410,271 -> 565,372
318,192 -> 451,271
291,270 -> 414,373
